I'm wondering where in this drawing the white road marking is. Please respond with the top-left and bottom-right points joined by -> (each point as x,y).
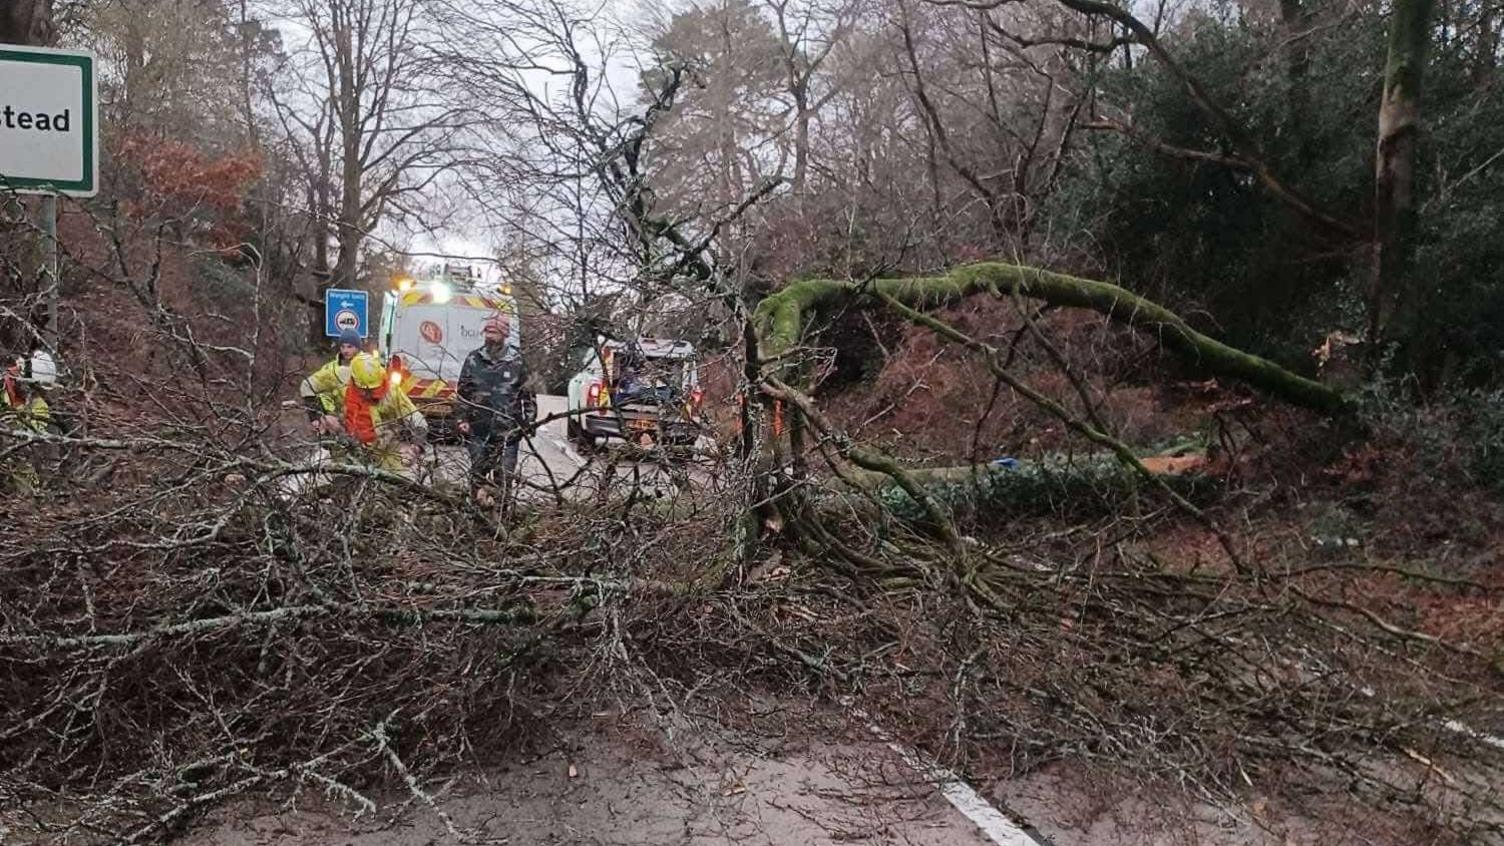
887,742 -> 1046,846
1442,719 -> 1504,751
1358,686 -> 1504,752
847,702 -> 1045,846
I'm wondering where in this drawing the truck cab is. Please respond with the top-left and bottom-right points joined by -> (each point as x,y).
566,337 -> 703,449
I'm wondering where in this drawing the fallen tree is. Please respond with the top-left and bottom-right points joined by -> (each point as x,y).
752,263 -> 1266,569
755,261 -> 1351,416
729,263 -> 1504,843
5,367 -> 1504,845
837,452 -> 1217,526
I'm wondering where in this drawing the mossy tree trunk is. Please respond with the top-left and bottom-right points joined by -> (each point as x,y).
755,262 -> 1352,417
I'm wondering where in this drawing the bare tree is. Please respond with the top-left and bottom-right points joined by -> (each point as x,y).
79,0 -> 264,146
270,0 -> 478,338
647,0 -> 789,229
764,0 -> 860,196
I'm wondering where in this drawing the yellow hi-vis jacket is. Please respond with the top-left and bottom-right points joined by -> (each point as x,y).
3,393 -> 50,434
300,356 -> 352,415
342,385 -> 428,471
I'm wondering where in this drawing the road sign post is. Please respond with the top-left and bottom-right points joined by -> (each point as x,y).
0,45 -> 98,197
324,288 -> 370,338
41,194 -> 56,345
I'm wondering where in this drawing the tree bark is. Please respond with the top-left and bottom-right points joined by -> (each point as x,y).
1473,4 -> 1497,82
331,1 -> 365,290
0,0 -> 53,45
1369,0 -> 1435,344
1278,0 -> 1312,162
756,262 -> 1352,416
791,94 -> 811,196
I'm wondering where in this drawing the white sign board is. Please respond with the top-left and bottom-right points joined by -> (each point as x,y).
0,45 -> 97,197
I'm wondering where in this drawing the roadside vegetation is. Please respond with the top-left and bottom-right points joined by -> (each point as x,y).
2,0 -> 1503,842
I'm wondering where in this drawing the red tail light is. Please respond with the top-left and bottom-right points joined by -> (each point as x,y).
690,388 -> 704,408
388,354 -> 402,373
586,382 -> 602,407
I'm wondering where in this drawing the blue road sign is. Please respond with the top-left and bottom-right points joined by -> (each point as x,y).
324,288 -> 369,338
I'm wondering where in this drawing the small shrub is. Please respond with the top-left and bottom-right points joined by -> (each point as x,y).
1459,390 -> 1504,493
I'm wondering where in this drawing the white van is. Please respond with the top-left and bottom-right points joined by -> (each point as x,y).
377,271 -> 520,426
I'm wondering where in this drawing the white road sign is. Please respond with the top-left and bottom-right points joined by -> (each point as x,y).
0,45 -> 97,197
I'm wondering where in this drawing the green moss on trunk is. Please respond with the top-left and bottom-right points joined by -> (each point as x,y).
755,262 -> 1351,416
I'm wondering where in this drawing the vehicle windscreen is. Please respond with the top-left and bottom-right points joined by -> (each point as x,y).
611,354 -> 695,404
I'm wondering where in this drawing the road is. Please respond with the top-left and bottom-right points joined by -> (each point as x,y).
417,394 -> 589,491
177,711 -> 1037,846
447,393 -> 709,501
283,395 -> 709,502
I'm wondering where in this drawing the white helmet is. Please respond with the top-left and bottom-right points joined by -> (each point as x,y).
26,350 -> 57,386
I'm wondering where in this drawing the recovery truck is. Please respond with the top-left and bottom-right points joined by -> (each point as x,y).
566,337 -> 704,449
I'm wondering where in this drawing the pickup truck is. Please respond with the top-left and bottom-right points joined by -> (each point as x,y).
565,337 -> 703,449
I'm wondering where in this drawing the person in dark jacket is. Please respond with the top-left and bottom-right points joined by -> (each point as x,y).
456,314 -> 535,503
